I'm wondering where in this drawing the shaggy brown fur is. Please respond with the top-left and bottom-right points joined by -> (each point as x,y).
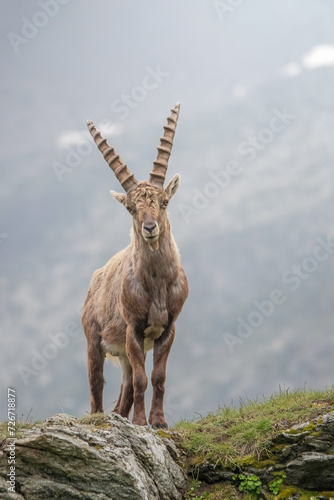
82,105 -> 188,428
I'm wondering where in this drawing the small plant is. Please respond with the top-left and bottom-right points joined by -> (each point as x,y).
233,473 -> 262,495
186,475 -> 208,500
186,492 -> 208,500
269,473 -> 286,495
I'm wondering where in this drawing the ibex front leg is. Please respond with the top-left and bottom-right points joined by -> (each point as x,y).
149,323 -> 175,429
125,325 -> 148,426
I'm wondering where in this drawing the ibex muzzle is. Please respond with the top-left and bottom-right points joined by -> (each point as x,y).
142,213 -> 159,248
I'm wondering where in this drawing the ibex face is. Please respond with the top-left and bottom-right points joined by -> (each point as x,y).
110,177 -> 180,251
87,103 -> 181,251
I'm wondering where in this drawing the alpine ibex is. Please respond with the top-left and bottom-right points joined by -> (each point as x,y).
82,103 -> 188,428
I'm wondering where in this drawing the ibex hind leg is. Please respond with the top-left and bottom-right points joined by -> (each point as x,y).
113,355 -> 133,419
85,323 -> 105,414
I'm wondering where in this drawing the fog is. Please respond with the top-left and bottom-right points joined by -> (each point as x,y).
1,0 -> 334,424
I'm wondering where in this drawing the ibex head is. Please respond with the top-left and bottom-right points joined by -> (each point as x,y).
87,103 -> 181,251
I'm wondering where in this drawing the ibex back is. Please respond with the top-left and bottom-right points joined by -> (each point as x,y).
82,103 -> 188,428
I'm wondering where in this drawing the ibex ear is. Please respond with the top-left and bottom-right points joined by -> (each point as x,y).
165,174 -> 180,199
110,190 -> 126,206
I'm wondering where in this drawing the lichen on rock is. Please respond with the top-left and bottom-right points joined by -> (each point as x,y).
276,411 -> 334,490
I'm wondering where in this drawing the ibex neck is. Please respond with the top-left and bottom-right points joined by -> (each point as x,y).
130,222 -> 180,280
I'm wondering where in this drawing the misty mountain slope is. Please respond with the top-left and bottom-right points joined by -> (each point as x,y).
1,50 -> 334,422
0,0 -> 334,426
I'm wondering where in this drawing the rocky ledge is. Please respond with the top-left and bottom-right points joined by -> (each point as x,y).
0,413 -> 187,500
1,409 -> 334,499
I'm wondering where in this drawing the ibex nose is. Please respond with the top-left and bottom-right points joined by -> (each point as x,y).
143,222 -> 157,234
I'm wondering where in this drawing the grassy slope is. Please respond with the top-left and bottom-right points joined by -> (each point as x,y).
172,386 -> 334,469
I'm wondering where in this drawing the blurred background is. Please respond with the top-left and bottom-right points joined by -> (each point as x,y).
1,0 -> 334,424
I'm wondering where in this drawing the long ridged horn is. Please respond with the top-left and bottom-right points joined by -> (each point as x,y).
149,102 -> 180,188
87,120 -> 138,193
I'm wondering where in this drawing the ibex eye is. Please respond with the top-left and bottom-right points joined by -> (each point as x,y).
162,200 -> 169,209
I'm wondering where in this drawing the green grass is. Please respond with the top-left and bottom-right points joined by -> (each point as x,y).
0,411 -> 41,441
79,412 -> 111,428
172,386 -> 334,469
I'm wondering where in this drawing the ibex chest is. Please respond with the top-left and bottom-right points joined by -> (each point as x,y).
121,270 -> 174,328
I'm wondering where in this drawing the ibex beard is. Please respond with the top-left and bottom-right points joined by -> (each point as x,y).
82,103 -> 188,428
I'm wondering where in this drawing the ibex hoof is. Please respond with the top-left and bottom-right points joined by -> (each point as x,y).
151,420 -> 168,429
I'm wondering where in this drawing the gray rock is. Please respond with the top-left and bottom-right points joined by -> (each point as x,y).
286,452 -> 334,490
0,413 -> 187,500
196,460 -> 235,483
274,411 -> 334,490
